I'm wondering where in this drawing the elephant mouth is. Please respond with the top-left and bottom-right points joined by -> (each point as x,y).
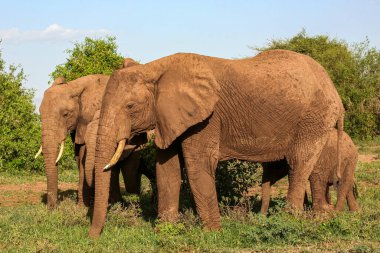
103,139 -> 127,171
35,140 -> 65,164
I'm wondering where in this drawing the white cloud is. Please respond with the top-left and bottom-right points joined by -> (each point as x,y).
0,24 -> 111,43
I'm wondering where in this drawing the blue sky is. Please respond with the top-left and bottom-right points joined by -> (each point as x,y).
1,0 -> 379,107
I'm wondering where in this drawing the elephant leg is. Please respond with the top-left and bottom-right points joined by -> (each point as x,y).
309,173 -> 332,211
78,145 -> 91,207
335,161 -> 357,211
181,121 -> 220,230
346,187 -> 359,211
156,143 -> 182,222
287,134 -> 328,210
109,166 -> 123,204
261,160 -> 289,214
120,151 -> 142,194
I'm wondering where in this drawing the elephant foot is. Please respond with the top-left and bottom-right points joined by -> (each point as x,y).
47,204 -> 57,211
204,223 -> 221,231
89,227 -> 102,238
46,193 -> 58,210
284,203 -> 304,215
314,203 -> 334,212
158,210 -> 179,223
47,200 -> 57,211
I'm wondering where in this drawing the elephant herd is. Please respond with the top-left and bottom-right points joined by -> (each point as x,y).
36,50 -> 359,238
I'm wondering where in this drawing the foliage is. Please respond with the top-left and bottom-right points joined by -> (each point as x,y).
254,29 -> 380,139
216,160 -> 261,205
0,45 -> 43,172
50,36 -> 124,81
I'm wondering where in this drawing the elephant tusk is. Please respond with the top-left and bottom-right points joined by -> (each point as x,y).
55,141 -> 65,164
103,139 -> 126,171
34,145 -> 42,159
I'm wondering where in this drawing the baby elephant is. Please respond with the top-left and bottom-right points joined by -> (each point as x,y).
261,130 -> 359,214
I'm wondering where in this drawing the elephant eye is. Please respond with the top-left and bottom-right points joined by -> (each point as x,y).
126,102 -> 135,110
63,111 -> 70,117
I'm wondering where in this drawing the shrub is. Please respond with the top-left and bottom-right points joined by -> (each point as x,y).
216,160 -> 262,206
50,36 -> 124,81
0,45 -> 43,172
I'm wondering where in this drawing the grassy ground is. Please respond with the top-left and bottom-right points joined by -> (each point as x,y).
0,140 -> 379,252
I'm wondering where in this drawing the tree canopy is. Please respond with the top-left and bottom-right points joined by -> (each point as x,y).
50,36 -> 124,81
254,30 -> 380,139
0,45 -> 43,172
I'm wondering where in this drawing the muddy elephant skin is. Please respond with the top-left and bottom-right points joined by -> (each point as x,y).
90,50 -> 344,237
261,130 -> 359,214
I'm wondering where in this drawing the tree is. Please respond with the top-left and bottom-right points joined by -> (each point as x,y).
253,30 -> 380,139
0,44 -> 43,172
50,36 -> 124,81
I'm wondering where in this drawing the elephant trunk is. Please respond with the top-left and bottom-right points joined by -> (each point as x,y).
89,73 -> 132,237
41,126 -> 60,209
89,120 -> 118,237
84,120 -> 99,187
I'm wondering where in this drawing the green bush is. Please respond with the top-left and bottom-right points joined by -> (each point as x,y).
254,30 -> 380,139
50,36 -> 124,81
0,46 -> 43,172
216,160 -> 262,205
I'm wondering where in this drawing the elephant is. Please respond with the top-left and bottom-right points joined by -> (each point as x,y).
37,58 -> 153,209
84,112 -> 155,196
89,49 -> 344,237
260,130 -> 359,214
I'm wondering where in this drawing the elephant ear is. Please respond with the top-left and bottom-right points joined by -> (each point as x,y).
154,57 -> 220,149
123,58 -> 139,68
73,76 -> 106,144
52,76 -> 66,86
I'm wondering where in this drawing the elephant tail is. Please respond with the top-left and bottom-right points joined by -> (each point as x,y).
335,110 -> 344,185
353,182 -> 359,199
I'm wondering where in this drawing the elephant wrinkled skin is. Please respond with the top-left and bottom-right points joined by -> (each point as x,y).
261,130 -> 359,214
90,50 -> 344,237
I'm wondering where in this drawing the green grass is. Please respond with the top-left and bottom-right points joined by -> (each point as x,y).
0,168 -> 78,185
0,141 -> 379,252
354,136 -> 380,155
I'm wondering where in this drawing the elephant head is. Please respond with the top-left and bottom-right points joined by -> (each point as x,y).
38,75 -> 109,209
89,53 -> 220,237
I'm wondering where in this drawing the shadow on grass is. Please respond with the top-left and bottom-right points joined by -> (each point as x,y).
41,189 -> 78,205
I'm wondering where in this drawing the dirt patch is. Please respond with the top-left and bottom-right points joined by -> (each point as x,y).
0,182 -> 77,207
358,154 -> 379,163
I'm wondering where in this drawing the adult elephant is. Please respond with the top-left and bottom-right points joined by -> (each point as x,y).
37,58 -> 148,209
89,50 -> 344,237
